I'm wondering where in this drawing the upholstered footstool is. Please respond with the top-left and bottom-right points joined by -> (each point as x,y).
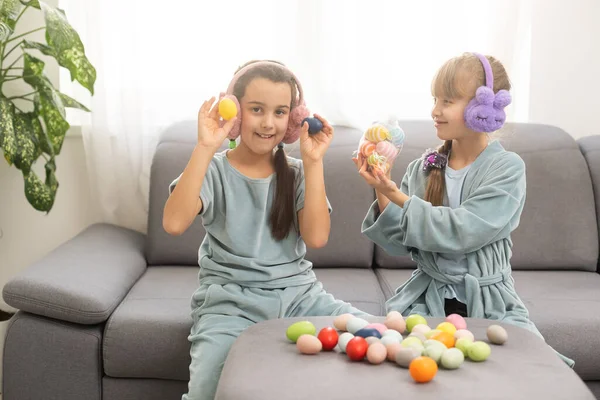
215,317 -> 595,400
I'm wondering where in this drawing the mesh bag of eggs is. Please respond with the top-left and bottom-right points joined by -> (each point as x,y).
356,118 -> 405,175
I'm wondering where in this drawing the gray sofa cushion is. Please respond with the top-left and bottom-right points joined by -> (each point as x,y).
103,266 -> 196,380
103,266 -> 385,379
299,129 -> 375,268
374,122 -> 598,272
375,268 -> 600,380
375,268 -> 416,299
147,123 -> 375,268
587,381 -> 600,399
103,378 -> 187,400
2,223 -> 147,324
512,270 -> 600,380
314,268 -> 386,315
509,126 -> 597,271
146,121 -> 211,266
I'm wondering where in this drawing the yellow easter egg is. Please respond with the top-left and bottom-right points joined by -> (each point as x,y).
436,322 -> 457,336
365,124 -> 391,143
218,98 -> 238,121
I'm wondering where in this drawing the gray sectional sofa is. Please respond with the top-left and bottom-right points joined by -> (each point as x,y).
3,121 -> 599,399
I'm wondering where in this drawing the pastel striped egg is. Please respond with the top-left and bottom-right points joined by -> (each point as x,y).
367,153 -> 387,167
389,127 -> 405,146
365,124 -> 391,143
376,140 -> 399,161
359,140 -> 377,157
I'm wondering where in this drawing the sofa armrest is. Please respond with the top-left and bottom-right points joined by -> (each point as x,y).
2,223 -> 147,324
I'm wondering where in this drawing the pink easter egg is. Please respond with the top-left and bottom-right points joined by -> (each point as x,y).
386,311 -> 403,320
446,314 -> 467,330
386,342 -> 403,362
376,140 -> 399,161
296,334 -> 322,355
365,323 -> 388,334
367,342 -> 387,365
384,317 -> 406,334
333,313 -> 354,331
454,329 -> 475,342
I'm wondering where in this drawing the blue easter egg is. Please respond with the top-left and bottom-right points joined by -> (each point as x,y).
389,127 -> 405,146
303,117 -> 323,134
354,328 -> 382,339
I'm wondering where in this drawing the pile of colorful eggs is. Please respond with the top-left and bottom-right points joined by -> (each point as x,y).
356,118 -> 405,175
286,312 -> 508,384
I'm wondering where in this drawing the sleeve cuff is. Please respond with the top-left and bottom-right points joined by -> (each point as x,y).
361,197 -> 410,246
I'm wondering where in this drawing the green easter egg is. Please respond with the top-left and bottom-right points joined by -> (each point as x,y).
406,314 -> 427,333
286,321 -> 316,343
401,336 -> 423,348
467,341 -> 491,362
455,338 -> 474,356
423,344 -> 445,364
441,348 -> 465,369
424,339 -> 447,350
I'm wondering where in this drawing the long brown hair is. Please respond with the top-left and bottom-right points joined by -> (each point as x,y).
425,53 -> 511,206
232,60 -> 299,240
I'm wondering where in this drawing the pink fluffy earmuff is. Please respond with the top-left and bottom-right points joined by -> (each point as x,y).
219,61 -> 310,144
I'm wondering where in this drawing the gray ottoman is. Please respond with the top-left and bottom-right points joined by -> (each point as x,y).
215,317 -> 595,400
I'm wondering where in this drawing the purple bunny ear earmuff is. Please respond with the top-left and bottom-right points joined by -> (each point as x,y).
221,61 -> 309,145
494,90 -> 512,108
464,53 -> 512,132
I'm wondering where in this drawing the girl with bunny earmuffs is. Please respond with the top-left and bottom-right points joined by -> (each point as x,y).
354,53 -> 574,368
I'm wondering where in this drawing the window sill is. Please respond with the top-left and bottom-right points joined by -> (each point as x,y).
66,125 -> 82,138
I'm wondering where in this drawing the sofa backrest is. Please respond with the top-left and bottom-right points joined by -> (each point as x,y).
578,135 -> 600,272
146,120 -> 599,273
146,121 -> 203,266
376,121 -> 599,272
145,122 -> 375,268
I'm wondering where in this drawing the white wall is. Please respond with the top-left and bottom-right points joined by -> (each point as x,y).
0,1 -> 100,312
528,0 -> 600,139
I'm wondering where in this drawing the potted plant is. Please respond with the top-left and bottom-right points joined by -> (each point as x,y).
0,0 -> 96,212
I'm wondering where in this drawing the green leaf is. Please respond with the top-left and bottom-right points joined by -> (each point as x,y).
35,93 -> 69,154
0,97 -> 17,164
23,160 -> 58,212
30,111 -> 53,156
40,2 -> 96,95
19,0 -> 40,9
0,0 -> 21,31
58,92 -> 89,112
22,39 -> 54,56
24,52 -> 66,118
12,111 -> 39,174
44,157 -> 57,190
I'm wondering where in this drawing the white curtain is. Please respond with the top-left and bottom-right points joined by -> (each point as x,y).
59,0 -> 532,233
